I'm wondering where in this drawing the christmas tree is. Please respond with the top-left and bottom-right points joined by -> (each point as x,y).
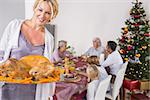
118,0 -> 150,80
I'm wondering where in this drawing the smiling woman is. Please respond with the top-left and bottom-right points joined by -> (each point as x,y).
33,0 -> 58,19
0,0 -> 58,100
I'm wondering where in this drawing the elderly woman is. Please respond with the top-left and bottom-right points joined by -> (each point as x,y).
50,40 -> 72,63
84,37 -> 104,57
0,0 -> 58,100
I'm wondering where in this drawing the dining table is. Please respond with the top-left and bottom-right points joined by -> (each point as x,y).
54,57 -> 88,100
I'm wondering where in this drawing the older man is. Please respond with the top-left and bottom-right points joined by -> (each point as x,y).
84,37 -> 104,57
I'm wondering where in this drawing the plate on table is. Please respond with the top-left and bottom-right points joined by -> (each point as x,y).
64,74 -> 81,82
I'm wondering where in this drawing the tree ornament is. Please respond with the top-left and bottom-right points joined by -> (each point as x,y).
119,49 -> 126,54
131,25 -> 134,28
142,46 -> 147,49
144,33 -> 150,37
127,45 -> 133,50
134,15 -> 140,18
140,37 -> 144,40
139,48 -> 142,50
124,58 -> 129,62
136,42 -> 139,45
134,23 -> 140,27
135,54 -> 141,58
124,27 -> 128,33
120,38 -> 125,43
136,71 -> 138,73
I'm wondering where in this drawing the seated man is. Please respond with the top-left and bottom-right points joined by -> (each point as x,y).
101,41 -> 123,82
84,37 -> 104,57
50,40 -> 72,63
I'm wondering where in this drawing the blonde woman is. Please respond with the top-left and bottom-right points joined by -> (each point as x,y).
0,0 -> 58,100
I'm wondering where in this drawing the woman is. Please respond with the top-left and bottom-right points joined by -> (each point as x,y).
84,37 -> 104,57
50,40 -> 72,63
0,0 -> 58,100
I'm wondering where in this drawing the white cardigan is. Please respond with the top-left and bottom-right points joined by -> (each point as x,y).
0,19 -> 55,100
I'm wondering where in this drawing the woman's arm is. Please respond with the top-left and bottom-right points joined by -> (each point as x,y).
77,71 -> 87,77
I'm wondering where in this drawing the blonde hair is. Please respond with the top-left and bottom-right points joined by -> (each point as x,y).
33,0 -> 58,19
87,64 -> 99,80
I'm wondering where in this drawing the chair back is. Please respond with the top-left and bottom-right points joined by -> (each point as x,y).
99,54 -> 105,65
112,62 -> 128,100
95,75 -> 112,100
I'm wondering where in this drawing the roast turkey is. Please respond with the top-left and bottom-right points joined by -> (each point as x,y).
0,55 -> 55,80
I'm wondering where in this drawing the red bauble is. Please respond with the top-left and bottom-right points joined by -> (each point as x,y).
124,31 -> 128,34
144,33 -> 150,37
120,38 -> 125,43
134,23 -> 140,27
134,15 -> 140,18
120,49 -> 126,54
127,45 -> 132,50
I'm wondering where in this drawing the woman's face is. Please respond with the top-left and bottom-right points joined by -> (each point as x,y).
93,40 -> 100,48
60,44 -> 67,52
33,1 -> 52,26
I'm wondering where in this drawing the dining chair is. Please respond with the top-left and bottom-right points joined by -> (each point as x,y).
105,62 -> 128,100
95,75 -> 112,100
99,54 -> 105,65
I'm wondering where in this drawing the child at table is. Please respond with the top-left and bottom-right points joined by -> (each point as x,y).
77,56 -> 109,100
86,64 -> 100,100
78,56 -> 108,99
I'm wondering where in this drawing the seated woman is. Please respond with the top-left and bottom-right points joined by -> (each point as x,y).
50,40 -> 72,63
84,37 -> 104,57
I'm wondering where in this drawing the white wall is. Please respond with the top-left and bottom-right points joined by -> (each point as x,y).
0,0 -> 25,38
25,0 -> 150,55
